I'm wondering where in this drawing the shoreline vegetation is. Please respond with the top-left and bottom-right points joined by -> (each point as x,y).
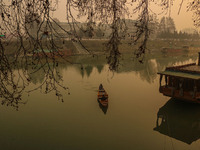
3,38 -> 200,57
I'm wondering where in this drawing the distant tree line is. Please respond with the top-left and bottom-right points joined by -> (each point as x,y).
157,30 -> 200,40
74,16 -> 200,41
156,16 -> 200,40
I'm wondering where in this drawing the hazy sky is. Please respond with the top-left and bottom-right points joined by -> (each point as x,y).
52,0 -> 196,31
160,0 -> 195,31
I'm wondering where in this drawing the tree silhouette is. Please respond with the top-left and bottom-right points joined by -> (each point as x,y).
0,0 -> 70,109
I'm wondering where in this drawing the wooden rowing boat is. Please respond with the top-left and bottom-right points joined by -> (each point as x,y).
97,84 -> 108,107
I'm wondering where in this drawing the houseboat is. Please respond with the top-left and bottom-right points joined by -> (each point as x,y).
158,53 -> 200,103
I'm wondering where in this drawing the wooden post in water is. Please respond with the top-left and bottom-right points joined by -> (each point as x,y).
165,75 -> 168,87
198,52 -> 200,66
159,74 -> 163,93
159,74 -> 163,87
171,77 -> 175,96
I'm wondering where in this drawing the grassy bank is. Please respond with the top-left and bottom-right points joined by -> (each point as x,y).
3,39 -> 200,56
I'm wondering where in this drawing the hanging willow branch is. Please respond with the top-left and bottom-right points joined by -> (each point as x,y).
132,0 -> 150,63
66,0 -> 177,68
66,0 -> 128,70
0,0 -> 70,109
188,0 -> 200,27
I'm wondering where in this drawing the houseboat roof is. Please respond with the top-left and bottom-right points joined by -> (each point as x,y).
158,70 -> 200,80
158,63 -> 200,80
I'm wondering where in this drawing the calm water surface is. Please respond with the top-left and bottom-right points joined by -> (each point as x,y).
1,54 -> 200,150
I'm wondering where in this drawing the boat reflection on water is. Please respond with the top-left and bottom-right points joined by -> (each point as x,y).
154,98 -> 200,145
97,99 -> 108,114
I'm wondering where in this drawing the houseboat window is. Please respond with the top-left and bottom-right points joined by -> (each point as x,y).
183,79 -> 194,91
197,80 -> 200,91
168,76 -> 179,89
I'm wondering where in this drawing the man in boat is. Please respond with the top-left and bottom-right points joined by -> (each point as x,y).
99,84 -> 103,90
101,94 -> 107,101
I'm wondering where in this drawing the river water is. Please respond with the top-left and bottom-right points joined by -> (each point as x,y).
0,53 -> 200,150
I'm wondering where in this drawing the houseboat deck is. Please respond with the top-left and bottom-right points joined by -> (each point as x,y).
159,86 -> 200,103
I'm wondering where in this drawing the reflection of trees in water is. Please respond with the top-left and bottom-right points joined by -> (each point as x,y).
65,54 -> 199,84
135,59 -> 158,83
66,53 -> 199,83
117,53 -> 198,83
0,59 -> 69,110
28,62 -> 65,85
154,98 -> 200,145
116,56 -> 158,83
69,55 -> 107,78
85,65 -> 93,77
0,69 -> 28,110
29,69 -> 45,85
28,54 -> 199,84
156,54 -> 198,72
0,53 -> 198,110
75,64 -> 104,78
96,65 -> 104,74
26,61 -> 69,104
